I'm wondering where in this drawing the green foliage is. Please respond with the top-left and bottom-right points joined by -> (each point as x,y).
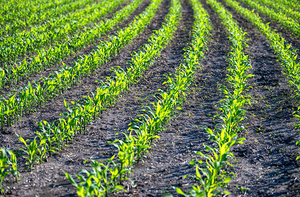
17,134 -> 44,171
0,0 -> 122,64
0,148 -> 19,194
0,0 -> 143,90
239,0 -> 300,37
0,0 -> 150,130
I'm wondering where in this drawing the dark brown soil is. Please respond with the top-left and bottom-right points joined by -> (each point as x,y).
1,0 -> 300,196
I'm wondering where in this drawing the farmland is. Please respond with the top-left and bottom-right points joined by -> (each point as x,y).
0,0 -> 300,196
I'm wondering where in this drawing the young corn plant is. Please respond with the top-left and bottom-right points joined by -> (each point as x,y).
0,148 -> 19,194
108,133 -> 135,182
17,135 -> 44,171
65,156 -> 125,197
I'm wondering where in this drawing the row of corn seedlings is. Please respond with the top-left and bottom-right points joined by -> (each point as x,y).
253,0 -> 300,22
4,0 -> 162,173
0,0 -> 143,89
0,0 -> 95,36
273,0 -> 300,11
238,0 -> 300,37
0,148 -> 19,195
0,0 -> 160,130
16,0 -> 167,172
0,0 -> 71,24
65,0 -> 210,195
223,0 -> 300,156
175,0 -> 252,195
64,0 -> 214,195
0,0 -> 121,64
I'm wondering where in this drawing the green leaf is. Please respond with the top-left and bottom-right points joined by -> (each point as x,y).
223,176 -> 232,184
175,187 -> 185,195
115,185 -> 124,190
63,170 -> 77,187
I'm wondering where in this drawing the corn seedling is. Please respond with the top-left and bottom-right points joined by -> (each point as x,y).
17,135 -> 44,171
0,148 -> 19,194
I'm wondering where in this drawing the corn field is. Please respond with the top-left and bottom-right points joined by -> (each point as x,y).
1,0 -> 300,196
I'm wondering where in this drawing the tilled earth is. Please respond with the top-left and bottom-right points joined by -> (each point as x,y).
1,0 -> 300,196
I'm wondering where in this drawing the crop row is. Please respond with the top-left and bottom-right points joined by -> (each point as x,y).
0,0 -> 142,89
65,0 -> 211,194
273,0 -> 300,11
0,0 -> 74,23
238,0 -> 300,37
63,0 -> 183,194
0,0 -> 97,36
175,0 -> 252,195
0,0 -> 158,131
0,0 -> 120,63
253,0 -> 300,22
224,0 -> 300,144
